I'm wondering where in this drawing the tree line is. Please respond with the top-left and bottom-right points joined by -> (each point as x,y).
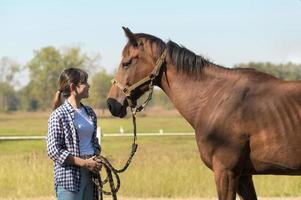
0,46 -> 300,112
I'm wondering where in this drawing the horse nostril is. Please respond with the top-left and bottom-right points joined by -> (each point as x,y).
107,98 -> 127,117
107,98 -> 118,114
107,101 -> 113,112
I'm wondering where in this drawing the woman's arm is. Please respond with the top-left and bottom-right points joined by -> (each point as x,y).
65,155 -> 102,173
46,113 -> 71,165
47,113 -> 101,173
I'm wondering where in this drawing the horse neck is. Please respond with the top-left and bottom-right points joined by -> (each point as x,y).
158,63 -> 237,129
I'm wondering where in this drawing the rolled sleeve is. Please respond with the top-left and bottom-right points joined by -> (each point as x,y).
47,114 -> 71,165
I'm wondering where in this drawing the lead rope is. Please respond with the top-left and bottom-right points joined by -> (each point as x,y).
93,51 -> 162,199
92,109 -> 138,200
92,84 -> 155,200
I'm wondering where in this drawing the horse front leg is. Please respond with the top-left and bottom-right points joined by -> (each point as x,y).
237,175 -> 257,200
213,167 -> 238,200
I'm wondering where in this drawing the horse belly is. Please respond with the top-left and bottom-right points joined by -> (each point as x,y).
248,130 -> 301,175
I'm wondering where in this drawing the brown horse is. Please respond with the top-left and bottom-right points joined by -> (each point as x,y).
107,27 -> 301,200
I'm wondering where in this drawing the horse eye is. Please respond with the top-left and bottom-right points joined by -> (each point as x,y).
122,59 -> 132,69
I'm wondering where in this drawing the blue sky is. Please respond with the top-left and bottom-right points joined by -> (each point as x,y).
1,0 -> 301,86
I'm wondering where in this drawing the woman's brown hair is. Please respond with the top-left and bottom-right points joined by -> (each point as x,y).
53,68 -> 88,110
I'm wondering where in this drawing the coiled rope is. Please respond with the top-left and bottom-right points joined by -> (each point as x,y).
92,109 -> 141,200
93,62 -> 158,200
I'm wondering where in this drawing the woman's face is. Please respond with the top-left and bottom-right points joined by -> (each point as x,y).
75,81 -> 90,99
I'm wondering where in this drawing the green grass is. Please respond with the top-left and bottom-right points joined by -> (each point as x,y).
0,112 -> 301,198
100,116 -> 194,133
0,112 -> 194,136
0,112 -> 49,136
1,138 -> 301,198
0,140 -> 52,198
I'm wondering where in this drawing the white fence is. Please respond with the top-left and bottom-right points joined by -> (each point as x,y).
0,127 -> 194,141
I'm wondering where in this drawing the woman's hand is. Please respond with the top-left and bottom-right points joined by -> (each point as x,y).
83,156 -> 102,174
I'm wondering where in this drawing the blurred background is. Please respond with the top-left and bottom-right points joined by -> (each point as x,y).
0,0 -> 301,199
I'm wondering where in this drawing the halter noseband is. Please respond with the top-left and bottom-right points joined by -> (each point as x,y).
111,48 -> 168,110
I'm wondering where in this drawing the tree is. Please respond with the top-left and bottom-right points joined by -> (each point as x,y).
86,69 -> 113,112
0,57 -> 20,112
18,82 -> 39,111
24,46 -> 101,110
25,47 -> 65,110
0,57 -> 20,85
0,82 -> 19,112
234,62 -> 301,80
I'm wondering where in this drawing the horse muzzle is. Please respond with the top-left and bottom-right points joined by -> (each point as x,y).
107,98 -> 128,118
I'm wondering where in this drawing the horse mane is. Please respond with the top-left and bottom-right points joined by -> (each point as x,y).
166,41 -> 211,76
134,32 -> 280,82
135,33 -> 212,78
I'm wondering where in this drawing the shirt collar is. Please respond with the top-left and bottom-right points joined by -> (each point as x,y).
63,100 -> 86,113
63,100 -> 75,113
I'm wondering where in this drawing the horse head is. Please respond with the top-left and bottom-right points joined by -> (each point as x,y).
107,27 -> 166,118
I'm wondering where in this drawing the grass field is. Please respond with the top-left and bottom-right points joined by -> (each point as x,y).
1,138 -> 301,199
0,110 -> 193,136
0,111 -> 301,199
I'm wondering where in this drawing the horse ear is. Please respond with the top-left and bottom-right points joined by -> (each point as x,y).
122,26 -> 138,47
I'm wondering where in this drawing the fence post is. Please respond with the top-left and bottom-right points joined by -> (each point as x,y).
97,126 -> 102,145
119,126 -> 124,134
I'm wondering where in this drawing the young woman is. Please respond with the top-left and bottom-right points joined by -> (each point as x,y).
47,67 -> 101,200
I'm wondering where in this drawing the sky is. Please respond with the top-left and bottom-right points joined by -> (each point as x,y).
1,0 -> 301,86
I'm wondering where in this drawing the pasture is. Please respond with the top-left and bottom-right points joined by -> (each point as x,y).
0,110 -> 193,136
0,111 -> 301,199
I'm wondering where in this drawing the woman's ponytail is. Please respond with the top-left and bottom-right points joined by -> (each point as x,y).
52,90 -> 62,110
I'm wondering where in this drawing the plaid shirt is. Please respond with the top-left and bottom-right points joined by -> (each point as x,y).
47,101 -> 100,199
